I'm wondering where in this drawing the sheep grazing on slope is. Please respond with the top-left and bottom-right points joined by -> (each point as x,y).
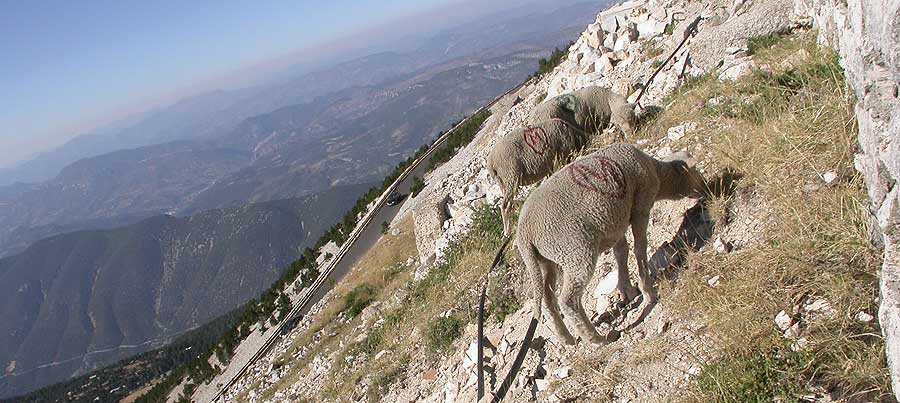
529,86 -> 637,137
487,118 -> 589,235
515,143 -> 706,345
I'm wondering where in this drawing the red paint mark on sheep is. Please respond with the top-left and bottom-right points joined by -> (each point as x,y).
567,157 -> 626,199
523,126 -> 549,156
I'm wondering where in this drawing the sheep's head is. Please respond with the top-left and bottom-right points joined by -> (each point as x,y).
661,151 -> 707,199
611,102 -> 637,138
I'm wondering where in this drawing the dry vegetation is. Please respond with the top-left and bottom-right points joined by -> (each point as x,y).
627,31 -> 890,401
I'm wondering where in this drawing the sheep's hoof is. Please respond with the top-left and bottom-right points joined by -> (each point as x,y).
588,329 -> 618,347
620,287 -> 640,304
605,329 -> 621,343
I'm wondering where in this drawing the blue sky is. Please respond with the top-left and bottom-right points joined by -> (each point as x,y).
0,0 -> 468,167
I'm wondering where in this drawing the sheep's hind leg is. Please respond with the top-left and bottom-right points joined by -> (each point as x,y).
541,259 -> 576,345
558,253 -> 613,346
521,243 -> 575,345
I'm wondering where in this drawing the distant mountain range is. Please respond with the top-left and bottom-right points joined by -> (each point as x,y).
0,183 -> 371,398
0,2 -> 603,260
0,1 -> 607,399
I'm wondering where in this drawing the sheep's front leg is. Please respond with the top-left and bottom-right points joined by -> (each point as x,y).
628,212 -> 658,327
612,236 -> 639,304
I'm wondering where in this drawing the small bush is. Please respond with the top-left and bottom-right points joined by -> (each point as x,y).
410,176 -> 425,197
747,32 -> 785,55
426,316 -> 465,352
535,45 -> 569,77
488,286 -> 521,324
427,109 -> 492,172
695,346 -> 809,402
343,284 -> 376,319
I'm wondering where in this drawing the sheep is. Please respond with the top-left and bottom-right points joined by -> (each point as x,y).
515,143 -> 706,345
529,86 -> 637,138
487,118 -> 589,236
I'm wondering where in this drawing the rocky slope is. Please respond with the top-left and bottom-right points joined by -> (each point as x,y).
163,0 -> 896,402
0,183 -> 369,399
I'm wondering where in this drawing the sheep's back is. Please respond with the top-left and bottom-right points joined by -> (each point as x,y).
516,144 -> 655,256
573,86 -> 615,134
529,96 -> 577,127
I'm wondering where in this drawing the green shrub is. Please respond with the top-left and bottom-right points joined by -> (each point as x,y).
427,110 -> 492,172
343,284 -> 376,319
747,32 -> 785,55
410,176 -> 425,196
426,316 -> 464,352
696,346 -> 809,402
535,44 -> 571,77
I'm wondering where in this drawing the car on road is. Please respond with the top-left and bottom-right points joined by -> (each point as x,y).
385,191 -> 407,206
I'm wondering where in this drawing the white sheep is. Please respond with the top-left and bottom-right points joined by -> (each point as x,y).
515,143 -> 706,345
486,118 -> 588,235
529,86 -> 637,137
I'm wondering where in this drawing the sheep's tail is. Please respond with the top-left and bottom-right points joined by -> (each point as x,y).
517,240 -> 544,321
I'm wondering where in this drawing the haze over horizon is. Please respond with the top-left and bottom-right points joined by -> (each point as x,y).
0,0 -> 551,169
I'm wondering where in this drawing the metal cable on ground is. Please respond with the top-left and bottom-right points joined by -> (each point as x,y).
632,15 -> 702,107
476,235 -> 513,400
475,233 -> 540,403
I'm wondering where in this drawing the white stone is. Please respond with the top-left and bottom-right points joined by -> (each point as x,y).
594,270 -> 619,297
587,28 -> 605,49
856,311 -> 875,322
613,33 -> 633,52
656,145 -> 672,158
466,342 -> 479,362
485,183 -> 502,205
444,382 -> 459,403
784,322 -> 802,339
790,337 -> 809,352
535,378 -> 551,391
803,298 -> 836,319
718,58 -> 756,81
666,122 -> 695,141
599,14 -> 619,33
603,32 -> 618,50
553,366 -> 572,379
775,310 -> 793,331
706,275 -> 721,287
637,19 -> 667,38
657,320 -> 669,334
822,170 -> 838,184
713,237 -> 729,254
596,54 -> 615,73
